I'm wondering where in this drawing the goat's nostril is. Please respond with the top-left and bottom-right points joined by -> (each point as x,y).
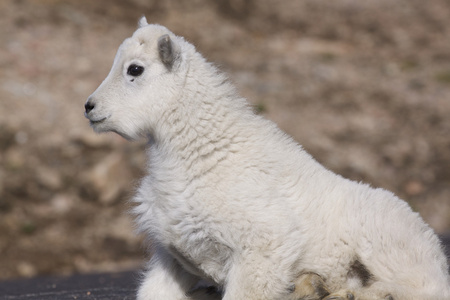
85,101 -> 95,114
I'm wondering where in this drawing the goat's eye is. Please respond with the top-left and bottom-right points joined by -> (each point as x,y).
127,64 -> 144,77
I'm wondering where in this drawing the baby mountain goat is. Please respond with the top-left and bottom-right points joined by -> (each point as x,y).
84,17 -> 450,300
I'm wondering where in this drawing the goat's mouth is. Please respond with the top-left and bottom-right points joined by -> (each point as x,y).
87,116 -> 108,125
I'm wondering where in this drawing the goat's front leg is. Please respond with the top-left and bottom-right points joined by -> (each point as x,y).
137,246 -> 200,300
222,251 -> 297,300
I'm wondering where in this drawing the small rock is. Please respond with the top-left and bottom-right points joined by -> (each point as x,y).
14,131 -> 28,145
17,261 -> 37,278
404,180 -> 424,196
50,194 -> 73,214
5,148 -> 25,170
36,166 -> 63,190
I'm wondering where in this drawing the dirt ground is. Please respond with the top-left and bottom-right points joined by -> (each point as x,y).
0,0 -> 449,280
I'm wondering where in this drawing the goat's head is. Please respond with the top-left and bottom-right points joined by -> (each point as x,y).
84,17 -> 186,140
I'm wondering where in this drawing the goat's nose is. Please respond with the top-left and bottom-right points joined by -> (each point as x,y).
84,100 -> 95,114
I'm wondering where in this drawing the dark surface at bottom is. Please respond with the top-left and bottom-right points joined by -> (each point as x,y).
0,271 -> 139,300
1,235 -> 449,300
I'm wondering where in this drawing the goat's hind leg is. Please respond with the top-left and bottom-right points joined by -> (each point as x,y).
137,247 -> 200,300
323,282 -> 395,300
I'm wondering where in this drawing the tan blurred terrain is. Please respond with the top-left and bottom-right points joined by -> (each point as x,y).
0,0 -> 449,280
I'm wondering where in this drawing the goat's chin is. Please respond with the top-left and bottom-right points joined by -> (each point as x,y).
89,122 -> 106,133
108,125 -> 144,141
93,127 -> 135,141
89,118 -> 139,141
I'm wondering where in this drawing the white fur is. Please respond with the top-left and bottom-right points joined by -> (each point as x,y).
85,17 -> 450,300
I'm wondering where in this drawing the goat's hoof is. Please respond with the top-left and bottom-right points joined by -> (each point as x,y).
323,291 -> 354,300
289,272 -> 330,300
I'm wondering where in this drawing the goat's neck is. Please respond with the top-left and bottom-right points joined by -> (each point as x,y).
148,62 -> 248,178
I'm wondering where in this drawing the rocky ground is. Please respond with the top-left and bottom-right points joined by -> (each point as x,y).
0,0 -> 449,280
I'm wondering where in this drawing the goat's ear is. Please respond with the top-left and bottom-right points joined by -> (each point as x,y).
158,34 -> 180,70
138,16 -> 148,28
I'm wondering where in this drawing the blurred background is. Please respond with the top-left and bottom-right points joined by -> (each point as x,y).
0,0 -> 449,280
